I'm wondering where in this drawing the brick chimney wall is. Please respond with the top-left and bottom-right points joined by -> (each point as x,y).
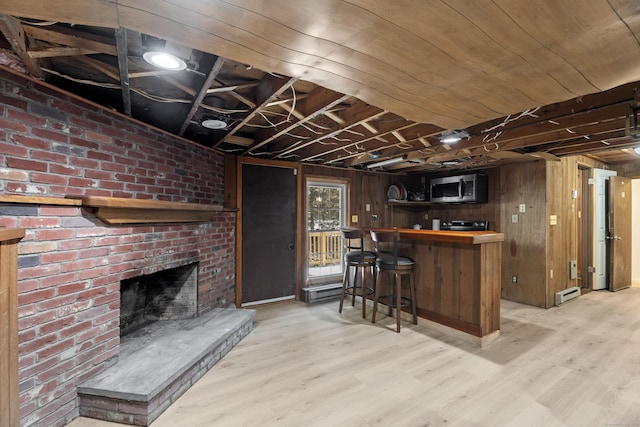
0,69 -> 236,426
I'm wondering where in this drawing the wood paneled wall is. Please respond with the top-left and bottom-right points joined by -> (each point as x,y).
0,229 -> 24,427
499,161 -> 548,307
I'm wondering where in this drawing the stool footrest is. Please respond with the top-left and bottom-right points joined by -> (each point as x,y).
376,295 -> 412,309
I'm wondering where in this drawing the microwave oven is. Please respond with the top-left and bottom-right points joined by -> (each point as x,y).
429,173 -> 488,203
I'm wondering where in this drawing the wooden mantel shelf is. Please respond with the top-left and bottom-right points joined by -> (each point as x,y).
73,196 -> 227,225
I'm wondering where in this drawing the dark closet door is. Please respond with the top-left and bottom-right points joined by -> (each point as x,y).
241,164 -> 297,304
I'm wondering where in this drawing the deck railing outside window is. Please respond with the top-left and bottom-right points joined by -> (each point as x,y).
308,230 -> 342,277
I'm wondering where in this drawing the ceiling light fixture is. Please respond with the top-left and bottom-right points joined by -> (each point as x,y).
143,51 -> 187,71
634,146 -> 640,155
366,155 -> 407,169
201,119 -> 228,129
440,129 -> 470,144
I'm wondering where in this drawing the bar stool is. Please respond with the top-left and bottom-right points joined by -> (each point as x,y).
339,229 -> 377,318
370,230 -> 417,333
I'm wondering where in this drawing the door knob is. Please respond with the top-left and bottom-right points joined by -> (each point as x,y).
288,243 -> 295,250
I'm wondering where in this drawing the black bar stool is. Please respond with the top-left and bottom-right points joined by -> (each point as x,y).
339,229 -> 377,318
370,230 -> 417,332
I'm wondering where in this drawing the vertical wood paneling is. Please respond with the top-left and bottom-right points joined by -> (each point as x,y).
0,229 -> 24,427
500,161 -> 547,307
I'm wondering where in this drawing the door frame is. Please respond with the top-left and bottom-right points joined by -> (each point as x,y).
304,175 -> 351,286
235,157 -> 303,307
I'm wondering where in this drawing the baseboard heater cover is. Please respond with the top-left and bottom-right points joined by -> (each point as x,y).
302,283 -> 342,303
555,286 -> 581,306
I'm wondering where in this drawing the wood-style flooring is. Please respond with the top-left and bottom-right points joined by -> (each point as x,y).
68,288 -> 640,427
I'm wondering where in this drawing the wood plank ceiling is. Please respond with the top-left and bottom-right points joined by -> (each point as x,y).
0,1 -> 639,173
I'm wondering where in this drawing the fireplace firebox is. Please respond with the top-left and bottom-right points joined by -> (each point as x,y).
119,263 -> 198,336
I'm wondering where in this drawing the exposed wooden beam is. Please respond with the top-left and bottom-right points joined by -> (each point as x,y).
179,56 -> 226,136
27,46 -> 100,58
0,15 -> 43,78
23,24 -> 116,55
114,27 -> 131,116
213,75 -> 297,148
74,55 -> 120,82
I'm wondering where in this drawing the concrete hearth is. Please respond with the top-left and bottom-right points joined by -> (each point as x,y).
78,308 -> 255,426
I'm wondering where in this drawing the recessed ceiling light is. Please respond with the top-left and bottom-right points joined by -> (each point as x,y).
201,119 -> 227,129
143,51 -> 187,71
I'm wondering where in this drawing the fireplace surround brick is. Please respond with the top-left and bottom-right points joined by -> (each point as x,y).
0,68 -> 237,426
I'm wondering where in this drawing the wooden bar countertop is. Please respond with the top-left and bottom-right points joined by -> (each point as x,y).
369,227 -> 505,245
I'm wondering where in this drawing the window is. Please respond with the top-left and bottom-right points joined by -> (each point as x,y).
306,180 -> 347,283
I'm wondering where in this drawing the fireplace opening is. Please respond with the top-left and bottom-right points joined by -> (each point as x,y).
120,263 -> 198,336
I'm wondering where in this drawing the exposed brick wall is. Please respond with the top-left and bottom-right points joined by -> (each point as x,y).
0,68 -> 236,426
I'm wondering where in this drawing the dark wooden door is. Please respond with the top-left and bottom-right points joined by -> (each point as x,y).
241,164 -> 297,304
607,176 -> 631,291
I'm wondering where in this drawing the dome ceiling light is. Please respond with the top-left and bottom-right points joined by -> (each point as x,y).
201,119 -> 228,129
143,51 -> 187,71
440,129 -> 470,144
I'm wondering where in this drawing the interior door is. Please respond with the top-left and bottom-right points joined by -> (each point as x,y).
607,176 -> 632,291
593,168 -> 617,290
241,164 -> 297,304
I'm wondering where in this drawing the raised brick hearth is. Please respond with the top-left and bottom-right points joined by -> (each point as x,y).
0,68 -> 238,426
78,308 -> 255,426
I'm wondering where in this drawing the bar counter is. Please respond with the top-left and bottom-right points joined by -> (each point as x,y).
371,228 -> 504,340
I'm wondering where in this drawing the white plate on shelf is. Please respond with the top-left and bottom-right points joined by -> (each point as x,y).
387,185 -> 400,200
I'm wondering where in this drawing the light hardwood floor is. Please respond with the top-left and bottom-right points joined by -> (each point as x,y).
68,289 -> 640,427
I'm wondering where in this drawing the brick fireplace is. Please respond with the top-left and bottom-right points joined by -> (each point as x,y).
0,68 -> 237,426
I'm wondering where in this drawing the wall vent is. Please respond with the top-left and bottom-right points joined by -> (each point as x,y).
555,286 -> 581,306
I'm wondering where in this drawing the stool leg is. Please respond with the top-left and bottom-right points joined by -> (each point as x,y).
339,263 -> 349,313
395,273 -> 401,333
372,269 -> 381,324
361,264 -> 367,318
351,265 -> 358,307
410,271 -> 417,325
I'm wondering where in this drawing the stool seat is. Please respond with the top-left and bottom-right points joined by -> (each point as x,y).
339,229 -> 376,318
345,250 -> 376,264
376,254 -> 415,269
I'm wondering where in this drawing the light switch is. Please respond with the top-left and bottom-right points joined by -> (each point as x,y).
550,215 -> 557,225
365,203 -> 371,211
351,215 -> 358,223
519,204 -> 526,213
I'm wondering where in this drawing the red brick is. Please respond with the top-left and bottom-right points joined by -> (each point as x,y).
7,109 -> 47,126
40,251 -> 78,264
68,177 -> 97,188
18,288 -> 56,305
57,281 -> 89,295
38,315 -> 76,336
36,228 -> 75,240
68,156 -> 99,169
39,272 -> 79,289
32,128 -> 70,143
0,117 -> 29,132
30,149 -> 68,164
60,259 -> 94,273
6,157 -> 48,172
18,333 -> 58,360
49,163 -> 83,176
85,130 -> 113,144
37,294 -> 78,311
77,286 -> 106,301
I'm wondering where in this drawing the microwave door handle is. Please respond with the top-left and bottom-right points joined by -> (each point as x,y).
458,179 -> 463,198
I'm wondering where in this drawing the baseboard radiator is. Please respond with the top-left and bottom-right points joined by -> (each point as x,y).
555,286 -> 581,306
301,283 -> 342,304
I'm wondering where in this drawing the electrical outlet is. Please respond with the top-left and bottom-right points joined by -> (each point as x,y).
351,215 -> 358,223
519,203 -> 526,213
512,214 -> 519,223
512,275 -> 518,284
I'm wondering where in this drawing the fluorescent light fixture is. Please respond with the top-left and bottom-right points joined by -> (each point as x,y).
440,129 -> 470,144
366,155 -> 407,169
201,119 -> 227,129
143,51 -> 187,70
